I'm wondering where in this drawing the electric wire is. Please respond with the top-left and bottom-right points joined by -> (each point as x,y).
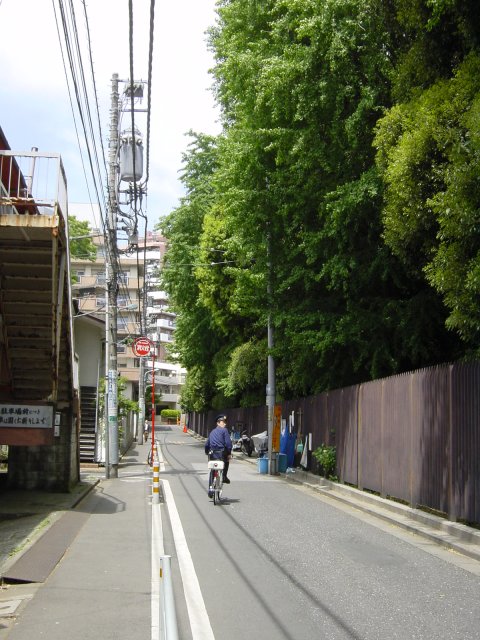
52,0 -> 107,234
55,0 -> 156,342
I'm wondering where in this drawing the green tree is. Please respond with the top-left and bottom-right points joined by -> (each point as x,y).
374,2 -> 480,348
160,0 -> 474,411
375,53 -> 480,347
159,133 -> 229,410
208,0 -> 461,399
68,215 -> 96,261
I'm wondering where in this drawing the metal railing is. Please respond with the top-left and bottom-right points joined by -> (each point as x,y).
0,150 -> 67,219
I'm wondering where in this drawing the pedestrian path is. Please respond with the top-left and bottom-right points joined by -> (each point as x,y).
0,440 -> 153,640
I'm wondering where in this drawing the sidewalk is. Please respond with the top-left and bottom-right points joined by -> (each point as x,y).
0,439 -> 153,640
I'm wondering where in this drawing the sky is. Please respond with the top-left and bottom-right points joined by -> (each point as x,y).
0,0 -> 221,232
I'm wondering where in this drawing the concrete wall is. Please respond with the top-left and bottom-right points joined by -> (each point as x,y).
8,408 -> 78,491
73,318 -> 105,387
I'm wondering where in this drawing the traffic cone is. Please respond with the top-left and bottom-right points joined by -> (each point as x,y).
183,424 -> 187,433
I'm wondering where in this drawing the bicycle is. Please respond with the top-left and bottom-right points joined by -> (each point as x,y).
207,453 -> 224,505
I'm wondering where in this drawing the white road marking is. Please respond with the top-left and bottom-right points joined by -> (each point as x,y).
162,478 -> 215,640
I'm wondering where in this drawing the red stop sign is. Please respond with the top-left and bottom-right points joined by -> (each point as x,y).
133,337 -> 151,357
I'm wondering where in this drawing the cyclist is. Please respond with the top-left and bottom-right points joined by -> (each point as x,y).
205,414 -> 233,490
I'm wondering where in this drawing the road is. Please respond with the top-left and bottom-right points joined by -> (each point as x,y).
159,428 -> 480,640
3,427 -> 480,639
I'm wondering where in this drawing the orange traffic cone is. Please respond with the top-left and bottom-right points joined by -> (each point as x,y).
183,424 -> 187,433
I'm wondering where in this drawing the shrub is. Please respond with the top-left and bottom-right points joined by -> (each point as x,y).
312,445 -> 337,480
160,409 -> 180,420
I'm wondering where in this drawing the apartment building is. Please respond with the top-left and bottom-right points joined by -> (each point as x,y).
139,231 -> 186,409
71,233 -> 143,401
71,230 -> 185,410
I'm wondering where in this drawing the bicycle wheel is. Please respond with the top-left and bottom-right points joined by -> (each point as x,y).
213,471 -> 221,505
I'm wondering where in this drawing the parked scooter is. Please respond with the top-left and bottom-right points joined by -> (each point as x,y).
238,430 -> 254,456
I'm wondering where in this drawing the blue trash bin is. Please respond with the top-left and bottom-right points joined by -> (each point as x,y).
278,453 -> 287,473
258,457 -> 268,474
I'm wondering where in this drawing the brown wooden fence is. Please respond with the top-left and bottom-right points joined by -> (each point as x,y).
187,361 -> 480,523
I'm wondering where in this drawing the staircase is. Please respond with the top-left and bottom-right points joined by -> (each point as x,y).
79,386 -> 97,463
0,150 -> 75,420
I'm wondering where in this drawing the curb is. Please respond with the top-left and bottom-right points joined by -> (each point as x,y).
283,471 -> 480,563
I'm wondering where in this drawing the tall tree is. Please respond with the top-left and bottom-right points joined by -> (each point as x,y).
375,2 -> 480,349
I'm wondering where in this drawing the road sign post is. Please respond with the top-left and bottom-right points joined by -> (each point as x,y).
133,338 -> 156,463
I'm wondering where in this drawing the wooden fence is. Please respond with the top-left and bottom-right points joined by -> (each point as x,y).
187,361 -> 480,523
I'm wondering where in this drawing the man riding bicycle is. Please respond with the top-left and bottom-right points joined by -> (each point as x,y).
205,414 -> 233,491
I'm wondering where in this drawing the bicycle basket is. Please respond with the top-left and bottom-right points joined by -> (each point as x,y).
208,460 -> 225,470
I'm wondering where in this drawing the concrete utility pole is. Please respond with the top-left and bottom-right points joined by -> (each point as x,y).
105,73 -> 120,479
266,227 -> 276,475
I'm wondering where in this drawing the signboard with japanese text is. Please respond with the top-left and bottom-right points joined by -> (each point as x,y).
0,404 -> 54,428
0,404 -> 55,446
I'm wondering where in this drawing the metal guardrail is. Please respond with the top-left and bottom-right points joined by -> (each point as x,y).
0,150 -> 67,219
151,441 -> 179,639
159,556 -> 179,640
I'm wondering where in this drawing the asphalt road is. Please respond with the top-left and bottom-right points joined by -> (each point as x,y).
159,428 -> 480,640
3,428 -> 480,640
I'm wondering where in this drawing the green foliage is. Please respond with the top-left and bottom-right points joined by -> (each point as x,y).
312,444 -> 337,479
145,385 -> 162,411
157,0 -> 478,413
97,377 -> 138,415
160,409 -> 180,419
68,215 -> 97,279
217,339 -> 267,406
375,53 -> 480,346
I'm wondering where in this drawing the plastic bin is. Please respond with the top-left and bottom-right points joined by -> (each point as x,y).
257,457 -> 268,474
277,453 -> 287,473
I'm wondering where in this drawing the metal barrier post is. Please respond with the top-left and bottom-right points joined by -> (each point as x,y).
152,443 -> 160,504
160,555 -> 179,640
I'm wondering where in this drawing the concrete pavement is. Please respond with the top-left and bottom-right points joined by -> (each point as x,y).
0,439 -> 153,639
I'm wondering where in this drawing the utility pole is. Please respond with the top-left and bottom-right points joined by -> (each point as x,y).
266,226 -> 276,475
137,274 -> 148,444
106,73 -> 120,479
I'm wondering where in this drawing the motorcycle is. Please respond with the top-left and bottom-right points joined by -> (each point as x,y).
233,430 -> 254,456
